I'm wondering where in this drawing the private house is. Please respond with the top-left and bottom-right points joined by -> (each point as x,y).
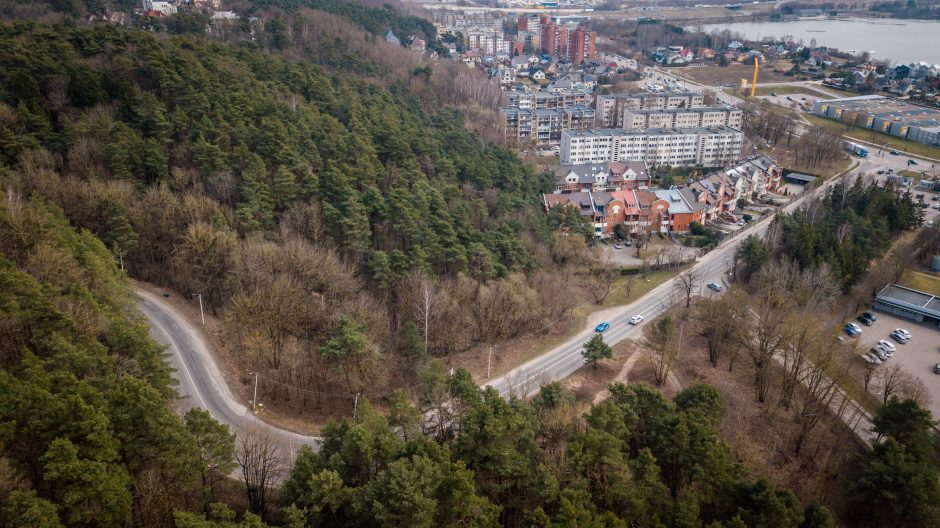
718,155 -> 782,203
655,187 -> 706,233
553,161 -> 651,193
687,173 -> 738,221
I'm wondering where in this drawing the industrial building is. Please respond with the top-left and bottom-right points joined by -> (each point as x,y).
812,95 -> 940,148
874,284 -> 940,328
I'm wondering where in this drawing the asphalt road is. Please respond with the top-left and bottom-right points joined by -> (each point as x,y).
484,168 -> 853,399
137,289 -> 321,454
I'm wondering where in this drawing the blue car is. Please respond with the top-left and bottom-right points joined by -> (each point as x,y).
595,322 -> 610,333
844,325 -> 859,337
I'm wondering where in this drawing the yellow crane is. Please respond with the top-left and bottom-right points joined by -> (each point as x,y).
749,57 -> 759,97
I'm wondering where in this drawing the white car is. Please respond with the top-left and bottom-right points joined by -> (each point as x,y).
629,315 -> 644,325
877,340 -> 896,353
894,328 -> 912,339
846,322 -> 863,333
873,344 -> 893,357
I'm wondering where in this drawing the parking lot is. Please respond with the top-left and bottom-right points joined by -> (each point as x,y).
855,311 -> 940,418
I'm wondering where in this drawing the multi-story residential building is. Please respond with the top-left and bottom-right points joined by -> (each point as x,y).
566,26 -> 596,65
502,105 -> 595,144
560,127 -> 742,167
621,106 -> 743,130
505,89 -> 592,110
542,190 -> 670,237
553,161 -> 651,193
719,155 -> 783,203
465,31 -> 507,55
595,91 -> 705,128
540,19 -> 568,58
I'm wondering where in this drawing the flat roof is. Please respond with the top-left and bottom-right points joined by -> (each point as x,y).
563,125 -> 742,138
876,283 -> 940,318
784,173 -> 818,183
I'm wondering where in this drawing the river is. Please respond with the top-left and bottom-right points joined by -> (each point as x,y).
699,17 -> 940,65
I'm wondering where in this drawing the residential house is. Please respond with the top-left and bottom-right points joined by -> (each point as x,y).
655,187 -> 706,233
687,173 -> 738,221
719,155 -> 782,203
553,161 -> 650,193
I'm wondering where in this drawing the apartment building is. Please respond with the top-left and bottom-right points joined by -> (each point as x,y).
502,105 -> 595,144
560,126 -> 742,167
595,91 -> 705,128
621,106 -> 743,130
505,89 -> 593,110
465,31 -> 508,55
566,26 -> 597,65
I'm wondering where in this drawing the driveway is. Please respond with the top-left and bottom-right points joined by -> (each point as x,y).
854,311 -> 940,418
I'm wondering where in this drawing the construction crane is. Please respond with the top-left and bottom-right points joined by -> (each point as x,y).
749,57 -> 759,97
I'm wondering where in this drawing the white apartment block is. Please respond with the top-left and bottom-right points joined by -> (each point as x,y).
561,126 -> 742,167
621,106 -> 743,130
465,31 -> 508,55
595,91 -> 705,128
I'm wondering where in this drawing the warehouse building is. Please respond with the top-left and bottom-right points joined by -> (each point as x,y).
874,284 -> 940,328
812,95 -> 940,148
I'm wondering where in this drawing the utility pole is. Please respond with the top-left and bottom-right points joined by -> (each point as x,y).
252,372 -> 259,412
354,392 -> 360,411
192,293 -> 205,325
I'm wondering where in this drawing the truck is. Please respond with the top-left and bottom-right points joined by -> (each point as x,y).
843,141 -> 868,157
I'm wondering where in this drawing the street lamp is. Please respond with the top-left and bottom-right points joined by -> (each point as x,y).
192,293 -> 205,326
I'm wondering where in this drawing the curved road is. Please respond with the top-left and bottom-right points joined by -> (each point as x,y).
138,165 -> 853,443
137,289 -> 321,455
485,165 -> 856,399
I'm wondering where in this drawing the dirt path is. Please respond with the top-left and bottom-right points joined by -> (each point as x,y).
592,347 -> 683,405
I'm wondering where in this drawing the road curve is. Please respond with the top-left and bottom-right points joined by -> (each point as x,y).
485,165 -> 856,400
137,289 -> 321,455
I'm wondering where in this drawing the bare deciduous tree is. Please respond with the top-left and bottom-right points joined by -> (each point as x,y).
235,428 -> 285,520
643,314 -> 683,387
673,267 -> 702,309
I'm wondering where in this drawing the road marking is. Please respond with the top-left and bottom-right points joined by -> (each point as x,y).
140,297 -> 210,410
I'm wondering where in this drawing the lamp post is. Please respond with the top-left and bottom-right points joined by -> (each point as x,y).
192,293 -> 205,326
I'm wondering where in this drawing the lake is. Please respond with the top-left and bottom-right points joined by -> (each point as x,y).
699,17 -> 940,65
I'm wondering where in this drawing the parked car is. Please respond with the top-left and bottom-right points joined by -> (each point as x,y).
624,240 -> 633,246
737,219 -> 746,226
858,314 -> 874,326
863,311 -> 877,322
629,315 -> 644,325
846,322 -> 863,333
874,344 -> 893,357
871,347 -> 888,361
864,352 -> 882,365
845,326 -> 860,337
890,150 -> 900,155
894,328 -> 912,339
877,170 -> 885,174
706,282 -> 722,292
877,340 -> 896,353
595,322 -> 610,333
933,364 -> 940,375
927,221 -> 936,227
932,205 -> 940,210
890,330 -> 908,343
932,195 -> 939,201
860,353 -> 878,365
613,243 -> 622,249
910,159 -> 918,165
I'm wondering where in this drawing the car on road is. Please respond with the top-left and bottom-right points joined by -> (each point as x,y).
890,329 -> 909,343
613,243 -> 622,249
877,340 -> 896,353
890,150 -> 900,155
629,315 -> 644,325
706,282 -> 723,292
877,170 -> 885,174
595,322 -> 610,332
909,160 -> 918,165
933,363 -> 940,375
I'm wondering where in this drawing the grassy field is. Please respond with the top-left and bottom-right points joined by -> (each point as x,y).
898,270 -> 940,296
750,85 -> 835,99
675,63 -> 794,86
804,114 -> 940,160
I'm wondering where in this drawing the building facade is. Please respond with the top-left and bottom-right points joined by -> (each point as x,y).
560,127 -> 742,167
621,106 -> 743,130
595,91 -> 705,128
502,106 -> 595,144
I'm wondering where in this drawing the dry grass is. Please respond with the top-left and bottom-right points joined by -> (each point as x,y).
676,63 -> 795,86
899,270 -> 940,296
